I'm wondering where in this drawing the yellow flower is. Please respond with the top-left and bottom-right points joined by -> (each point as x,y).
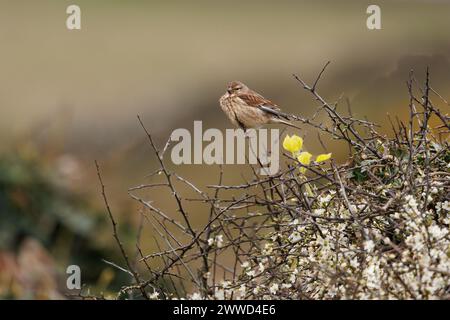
297,151 -> 312,173
282,135 -> 303,154
316,153 -> 332,163
298,151 -> 312,165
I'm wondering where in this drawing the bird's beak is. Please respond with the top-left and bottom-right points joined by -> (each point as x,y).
227,89 -> 232,94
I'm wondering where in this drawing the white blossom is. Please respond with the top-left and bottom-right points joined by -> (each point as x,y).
149,291 -> 159,299
364,240 -> 375,253
269,283 -> 279,295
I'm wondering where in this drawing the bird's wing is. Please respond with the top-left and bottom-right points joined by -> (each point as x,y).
237,92 -> 290,119
237,92 -> 281,111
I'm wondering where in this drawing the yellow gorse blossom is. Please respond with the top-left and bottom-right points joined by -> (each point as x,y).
298,151 -> 312,173
282,134 -> 303,154
316,153 -> 332,163
297,151 -> 312,165
282,134 -> 332,174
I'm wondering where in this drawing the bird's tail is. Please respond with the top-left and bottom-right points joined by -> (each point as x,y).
271,118 -> 302,131
257,105 -> 302,130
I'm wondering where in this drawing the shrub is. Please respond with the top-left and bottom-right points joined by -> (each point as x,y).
96,66 -> 449,300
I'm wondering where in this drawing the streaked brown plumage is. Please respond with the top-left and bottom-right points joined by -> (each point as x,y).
219,81 -> 298,130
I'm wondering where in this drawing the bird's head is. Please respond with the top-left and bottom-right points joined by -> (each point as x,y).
227,81 -> 247,94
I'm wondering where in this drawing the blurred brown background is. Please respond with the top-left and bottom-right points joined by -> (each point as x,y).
0,0 -> 449,298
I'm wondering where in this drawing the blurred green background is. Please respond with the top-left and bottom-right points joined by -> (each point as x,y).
0,0 -> 449,298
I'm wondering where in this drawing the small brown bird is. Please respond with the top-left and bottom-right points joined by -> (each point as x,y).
219,81 -> 300,131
